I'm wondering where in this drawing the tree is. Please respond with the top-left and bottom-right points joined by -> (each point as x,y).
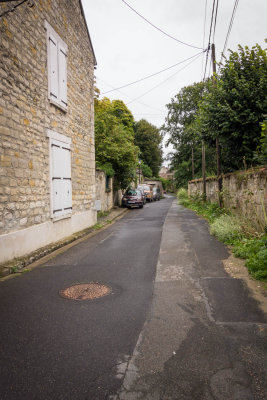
134,119 -> 163,177
198,43 -> 267,171
140,162 -> 153,178
161,80 -> 216,186
94,97 -> 139,189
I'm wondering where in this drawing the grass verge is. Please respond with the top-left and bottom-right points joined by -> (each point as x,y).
177,188 -> 267,281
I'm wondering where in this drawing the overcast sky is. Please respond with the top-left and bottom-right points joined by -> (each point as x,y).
81,0 -> 266,164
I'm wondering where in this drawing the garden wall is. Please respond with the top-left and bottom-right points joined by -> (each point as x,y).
95,170 -> 113,212
188,168 -> 267,232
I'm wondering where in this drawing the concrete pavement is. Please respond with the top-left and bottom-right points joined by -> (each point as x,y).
116,200 -> 267,400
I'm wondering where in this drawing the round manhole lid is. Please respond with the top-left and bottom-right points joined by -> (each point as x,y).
60,282 -> 112,301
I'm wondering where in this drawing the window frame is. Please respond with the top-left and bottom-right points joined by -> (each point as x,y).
45,21 -> 68,111
47,129 -> 72,220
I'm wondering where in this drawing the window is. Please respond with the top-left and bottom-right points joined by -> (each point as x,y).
47,130 -> 72,219
45,21 -> 68,110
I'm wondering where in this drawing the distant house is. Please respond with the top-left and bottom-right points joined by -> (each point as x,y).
159,166 -> 174,181
0,0 -> 97,263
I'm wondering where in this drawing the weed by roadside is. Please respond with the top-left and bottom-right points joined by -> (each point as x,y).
177,188 -> 267,281
97,210 -> 109,218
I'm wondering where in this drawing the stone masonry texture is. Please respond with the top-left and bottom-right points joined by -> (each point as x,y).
188,168 -> 267,232
0,0 -> 96,234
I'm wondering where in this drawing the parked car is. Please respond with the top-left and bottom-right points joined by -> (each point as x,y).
136,186 -> 146,204
152,187 -> 161,201
122,189 -> 144,208
137,184 -> 153,202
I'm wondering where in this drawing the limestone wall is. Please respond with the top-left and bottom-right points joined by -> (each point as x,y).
95,170 -> 113,212
0,0 -> 97,262
188,168 -> 267,231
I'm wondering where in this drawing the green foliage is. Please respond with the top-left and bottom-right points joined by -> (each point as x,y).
97,210 -> 109,218
162,80 -> 216,183
134,119 -> 163,177
254,117 -> 267,164
140,162 -> 153,178
233,237 -> 267,280
164,43 -> 267,186
177,189 -> 225,222
210,215 -> 244,243
96,162 -> 115,177
95,97 -> 139,189
199,43 -> 267,171
159,177 -> 169,190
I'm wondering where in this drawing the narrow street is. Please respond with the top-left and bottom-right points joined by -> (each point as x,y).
0,196 -> 266,400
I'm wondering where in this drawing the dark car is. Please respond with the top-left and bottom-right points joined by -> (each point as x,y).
152,187 -> 161,201
122,189 -> 144,208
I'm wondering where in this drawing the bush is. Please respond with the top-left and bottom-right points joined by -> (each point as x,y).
233,237 -> 267,280
177,188 -> 188,200
233,238 -> 264,258
246,248 -> 267,280
210,214 -> 244,244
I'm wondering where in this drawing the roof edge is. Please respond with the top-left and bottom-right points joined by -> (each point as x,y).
79,0 -> 97,66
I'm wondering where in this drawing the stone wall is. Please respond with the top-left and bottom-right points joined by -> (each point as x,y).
188,168 -> 267,231
0,0 -> 97,263
95,170 -> 113,212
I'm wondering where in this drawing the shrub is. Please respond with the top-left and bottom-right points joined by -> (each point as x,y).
246,247 -> 267,280
210,214 -> 243,244
233,237 -> 267,280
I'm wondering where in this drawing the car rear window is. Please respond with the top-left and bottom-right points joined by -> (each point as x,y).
126,189 -> 141,195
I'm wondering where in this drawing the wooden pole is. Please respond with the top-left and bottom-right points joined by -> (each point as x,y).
211,43 -> 223,207
191,146 -> 195,180
202,140 -> 206,201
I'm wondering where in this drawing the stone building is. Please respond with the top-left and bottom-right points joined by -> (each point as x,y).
0,0 -> 97,263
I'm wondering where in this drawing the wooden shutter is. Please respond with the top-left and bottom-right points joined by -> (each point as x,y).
51,141 -> 72,217
61,147 -> 72,211
49,34 -> 58,100
58,45 -> 67,107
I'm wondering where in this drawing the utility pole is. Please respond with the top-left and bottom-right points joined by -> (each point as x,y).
202,140 -> 206,201
211,43 -> 223,207
191,146 -> 195,180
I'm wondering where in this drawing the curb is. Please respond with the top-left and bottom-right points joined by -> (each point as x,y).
0,208 -> 128,281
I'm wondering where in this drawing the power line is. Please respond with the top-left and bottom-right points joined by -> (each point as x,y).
97,77 -> 164,113
126,52 -> 203,106
212,0 -> 220,43
203,45 -> 211,82
103,50 -> 205,95
219,0 -> 239,69
201,0 -> 208,79
203,0 -> 216,81
121,0 -> 205,50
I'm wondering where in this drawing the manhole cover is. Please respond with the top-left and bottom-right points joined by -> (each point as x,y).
60,283 -> 112,301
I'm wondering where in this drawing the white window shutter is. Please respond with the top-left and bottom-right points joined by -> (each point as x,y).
51,140 -> 72,216
61,147 -> 71,178
63,179 -> 72,210
51,143 -> 63,177
49,35 -> 59,100
52,179 -> 63,214
58,46 -> 67,106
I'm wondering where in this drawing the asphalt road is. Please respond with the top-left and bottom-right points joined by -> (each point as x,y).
117,201 -> 267,400
1,196 -> 266,400
0,197 -> 172,400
